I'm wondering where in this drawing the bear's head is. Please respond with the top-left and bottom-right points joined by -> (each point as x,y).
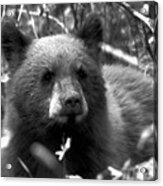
2,14 -> 106,135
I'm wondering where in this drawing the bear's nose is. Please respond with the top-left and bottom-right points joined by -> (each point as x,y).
64,95 -> 82,115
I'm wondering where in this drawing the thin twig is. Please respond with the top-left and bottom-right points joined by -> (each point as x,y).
142,24 -> 155,62
2,5 -> 6,20
70,4 -> 78,30
90,3 -> 95,12
29,15 -> 39,39
17,4 -> 24,22
17,157 -> 33,177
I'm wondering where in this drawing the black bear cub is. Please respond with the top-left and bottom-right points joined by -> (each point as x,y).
1,15 -> 154,179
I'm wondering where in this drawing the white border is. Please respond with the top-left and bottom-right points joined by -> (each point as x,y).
1,0 -> 162,186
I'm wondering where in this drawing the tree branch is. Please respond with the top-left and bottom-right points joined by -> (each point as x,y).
17,4 -> 24,22
2,5 -> 6,20
119,2 -> 155,34
29,15 -> 39,39
100,42 -> 138,66
142,25 -> 155,63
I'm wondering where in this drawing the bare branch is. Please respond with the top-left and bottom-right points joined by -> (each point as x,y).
142,25 -> 155,62
29,15 -> 39,39
2,5 -> 6,20
70,4 -> 78,30
90,3 -> 95,12
17,4 -> 24,22
119,2 -> 155,33
100,42 -> 138,66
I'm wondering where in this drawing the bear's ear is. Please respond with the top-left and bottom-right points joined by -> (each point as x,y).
2,19 -> 31,74
77,13 -> 103,66
78,13 -> 103,45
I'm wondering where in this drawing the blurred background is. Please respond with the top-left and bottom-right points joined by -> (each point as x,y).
1,2 -> 158,74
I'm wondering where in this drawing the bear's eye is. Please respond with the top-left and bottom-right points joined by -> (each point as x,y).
42,71 -> 54,84
77,67 -> 87,80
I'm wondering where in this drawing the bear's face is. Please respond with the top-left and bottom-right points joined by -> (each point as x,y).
14,35 -> 90,126
2,15 -> 105,133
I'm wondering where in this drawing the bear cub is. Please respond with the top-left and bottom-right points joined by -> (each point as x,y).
1,15 -> 154,179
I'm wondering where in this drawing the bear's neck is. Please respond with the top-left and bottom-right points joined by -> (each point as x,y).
62,107 -> 113,178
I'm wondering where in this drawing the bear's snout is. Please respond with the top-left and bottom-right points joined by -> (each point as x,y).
64,93 -> 82,115
49,77 -> 88,123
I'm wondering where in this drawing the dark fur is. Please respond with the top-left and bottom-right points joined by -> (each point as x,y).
1,15 -> 154,179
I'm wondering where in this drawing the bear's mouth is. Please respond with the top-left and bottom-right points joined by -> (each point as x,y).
46,111 -> 87,131
54,112 -> 86,125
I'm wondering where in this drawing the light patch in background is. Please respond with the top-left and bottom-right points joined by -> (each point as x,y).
1,129 -> 12,149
